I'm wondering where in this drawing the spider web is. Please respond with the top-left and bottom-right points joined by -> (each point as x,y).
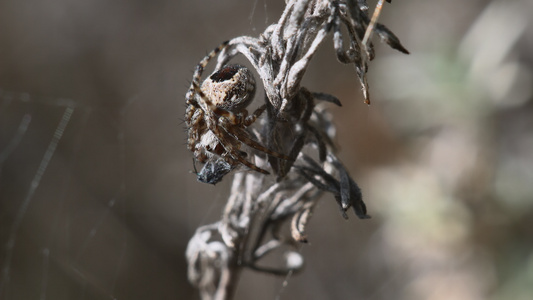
0,1 -> 428,299
0,0 -> 247,298
0,3 -> 290,298
4,0 -> 533,299
0,89 -> 203,299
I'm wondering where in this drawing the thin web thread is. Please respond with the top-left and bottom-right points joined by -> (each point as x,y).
0,114 -> 32,169
0,106 -> 74,297
38,108 -> 91,300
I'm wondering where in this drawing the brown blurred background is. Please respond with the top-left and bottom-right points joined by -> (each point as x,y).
1,0 -> 532,299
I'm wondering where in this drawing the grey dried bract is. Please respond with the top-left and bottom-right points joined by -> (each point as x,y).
185,0 -> 407,299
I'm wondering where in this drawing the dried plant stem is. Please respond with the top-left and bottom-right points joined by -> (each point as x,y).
185,1 -> 407,299
362,0 -> 385,46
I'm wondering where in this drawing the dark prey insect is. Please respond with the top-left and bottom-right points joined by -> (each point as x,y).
185,41 -> 292,184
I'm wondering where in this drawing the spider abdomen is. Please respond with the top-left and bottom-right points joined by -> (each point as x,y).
201,64 -> 256,112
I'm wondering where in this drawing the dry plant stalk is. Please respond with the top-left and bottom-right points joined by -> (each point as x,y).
185,0 -> 408,299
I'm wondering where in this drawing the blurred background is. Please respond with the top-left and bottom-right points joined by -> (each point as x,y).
1,0 -> 532,299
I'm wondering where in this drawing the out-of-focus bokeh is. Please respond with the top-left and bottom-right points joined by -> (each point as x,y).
1,0 -> 532,299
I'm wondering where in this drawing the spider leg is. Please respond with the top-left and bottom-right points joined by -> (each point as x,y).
230,149 -> 270,175
210,126 -> 270,174
244,104 -> 267,126
186,41 -> 229,105
224,125 -> 293,161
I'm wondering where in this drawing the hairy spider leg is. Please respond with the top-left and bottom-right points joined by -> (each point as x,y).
211,124 -> 271,175
186,40 -> 230,105
225,125 -> 292,161
243,104 -> 267,126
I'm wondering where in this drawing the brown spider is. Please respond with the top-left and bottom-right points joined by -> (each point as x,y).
185,41 -> 292,184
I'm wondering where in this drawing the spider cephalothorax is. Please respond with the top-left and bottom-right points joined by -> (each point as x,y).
185,42 -> 291,184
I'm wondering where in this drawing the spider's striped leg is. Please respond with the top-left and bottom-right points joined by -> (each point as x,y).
230,150 -> 270,175
192,41 -> 229,88
208,125 -> 270,174
224,124 -> 293,161
185,40 -> 229,105
243,104 -> 267,126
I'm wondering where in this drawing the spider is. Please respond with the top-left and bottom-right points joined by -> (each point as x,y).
185,41 -> 292,184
